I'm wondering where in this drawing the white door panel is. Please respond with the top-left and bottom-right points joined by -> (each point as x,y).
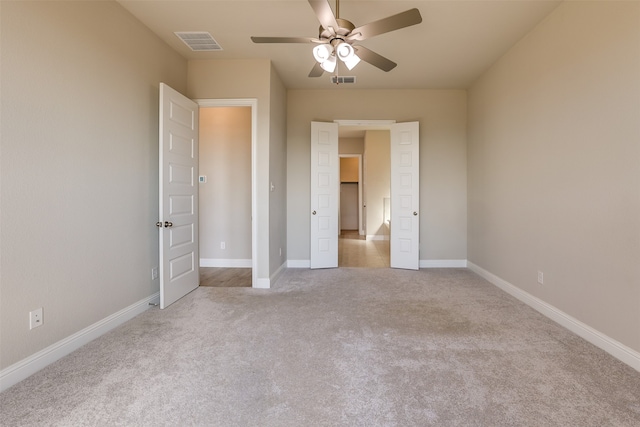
390,122 -> 420,270
159,83 -> 199,308
310,122 -> 339,269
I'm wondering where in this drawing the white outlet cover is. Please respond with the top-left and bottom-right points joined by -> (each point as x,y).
30,308 -> 43,330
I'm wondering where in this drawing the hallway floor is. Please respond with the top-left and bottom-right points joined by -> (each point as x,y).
200,267 -> 252,287
339,231 -> 390,268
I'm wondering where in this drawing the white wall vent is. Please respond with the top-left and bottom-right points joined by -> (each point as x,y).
331,76 -> 356,84
175,32 -> 222,51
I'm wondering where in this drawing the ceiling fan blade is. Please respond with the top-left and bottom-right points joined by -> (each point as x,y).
308,0 -> 339,32
251,36 -> 316,44
353,46 -> 397,72
308,62 -> 324,78
350,8 -> 422,41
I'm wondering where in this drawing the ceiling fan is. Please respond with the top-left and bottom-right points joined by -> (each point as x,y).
251,0 -> 422,78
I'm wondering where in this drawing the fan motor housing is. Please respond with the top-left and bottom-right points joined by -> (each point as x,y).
318,18 -> 356,41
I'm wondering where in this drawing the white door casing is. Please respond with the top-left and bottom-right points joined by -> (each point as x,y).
390,122 -> 420,270
159,83 -> 200,308
310,121 -> 339,269
195,98 -> 258,288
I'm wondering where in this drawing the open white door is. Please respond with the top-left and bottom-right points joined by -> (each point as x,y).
390,122 -> 420,270
158,83 -> 199,308
310,121 -> 339,269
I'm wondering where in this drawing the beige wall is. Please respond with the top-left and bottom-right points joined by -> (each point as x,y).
199,107 -> 252,261
268,64 -> 288,275
0,1 -> 187,369
339,137 -> 364,155
287,89 -> 467,262
467,1 -> 640,352
364,131 -> 391,238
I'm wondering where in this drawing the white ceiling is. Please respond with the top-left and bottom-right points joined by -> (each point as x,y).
117,0 -> 562,90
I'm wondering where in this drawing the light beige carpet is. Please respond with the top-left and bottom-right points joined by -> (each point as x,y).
1,268 -> 639,426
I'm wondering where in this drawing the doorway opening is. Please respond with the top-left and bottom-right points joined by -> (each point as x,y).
197,100 -> 257,287
310,119 -> 419,270
338,126 -> 391,268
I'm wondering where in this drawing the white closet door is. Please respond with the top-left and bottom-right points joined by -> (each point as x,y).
310,121 -> 339,269
390,122 -> 419,270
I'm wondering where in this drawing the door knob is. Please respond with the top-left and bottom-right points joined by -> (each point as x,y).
164,221 -> 173,227
312,210 -> 317,215
155,221 -> 163,228
413,212 -> 418,216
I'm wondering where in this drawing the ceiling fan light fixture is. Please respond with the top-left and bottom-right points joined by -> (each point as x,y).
336,42 -> 361,70
336,42 -> 354,61
313,44 -> 333,63
320,54 -> 337,73
343,54 -> 361,70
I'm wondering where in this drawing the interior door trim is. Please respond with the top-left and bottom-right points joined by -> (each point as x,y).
195,98 -> 258,288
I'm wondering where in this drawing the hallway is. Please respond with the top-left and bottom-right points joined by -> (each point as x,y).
338,231 -> 390,268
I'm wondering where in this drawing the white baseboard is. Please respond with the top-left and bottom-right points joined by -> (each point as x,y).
248,262 -> 288,289
200,258 -> 252,268
0,292 -> 160,392
420,259 -> 468,268
367,235 -> 389,241
287,260 -> 310,268
270,262 -> 286,286
253,278 -> 270,289
287,259 -> 467,269
467,262 -> 640,372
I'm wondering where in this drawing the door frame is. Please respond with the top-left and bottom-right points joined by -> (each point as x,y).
334,119 -> 420,269
310,119 -> 420,269
196,98 -> 258,288
338,154 -> 364,235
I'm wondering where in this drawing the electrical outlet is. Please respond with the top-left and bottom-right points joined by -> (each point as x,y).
537,271 -> 544,285
221,241 -> 226,250
151,267 -> 158,280
30,308 -> 43,330
279,247 -> 282,257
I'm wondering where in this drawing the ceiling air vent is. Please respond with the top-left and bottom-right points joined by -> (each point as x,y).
175,32 -> 222,51
331,76 -> 356,84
